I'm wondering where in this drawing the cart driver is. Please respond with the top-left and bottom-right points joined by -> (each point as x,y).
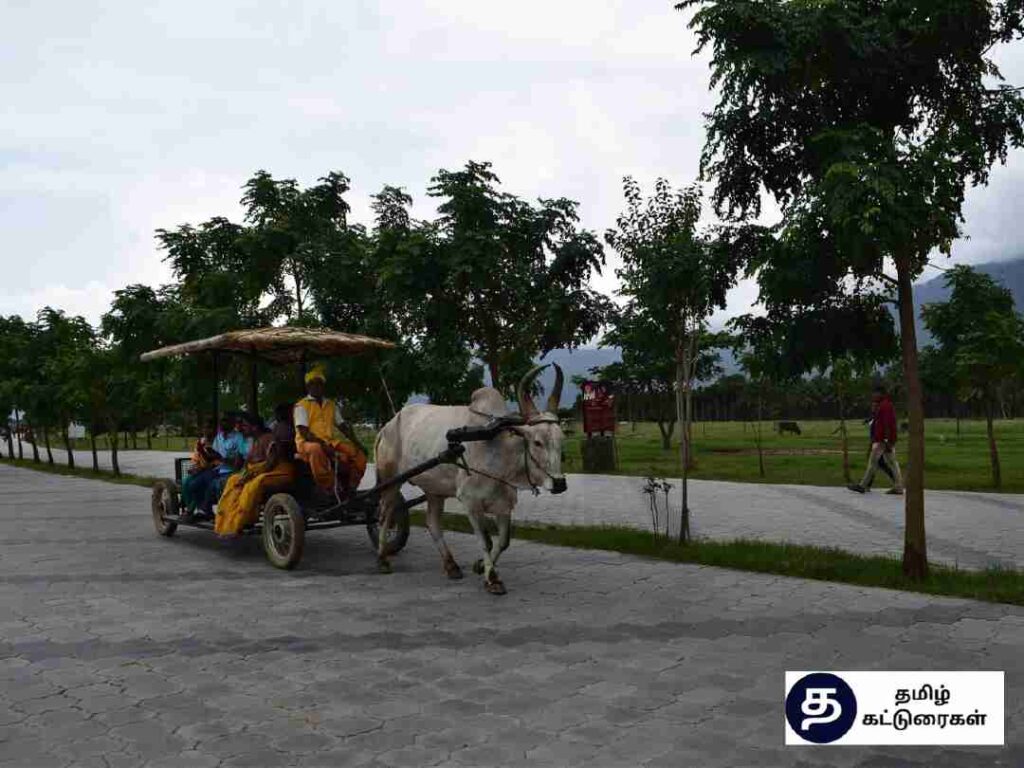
293,366 -> 368,494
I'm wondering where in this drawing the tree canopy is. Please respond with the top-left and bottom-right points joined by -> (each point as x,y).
679,0 -> 1024,578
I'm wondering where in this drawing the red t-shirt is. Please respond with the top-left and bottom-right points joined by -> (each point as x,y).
872,397 -> 898,444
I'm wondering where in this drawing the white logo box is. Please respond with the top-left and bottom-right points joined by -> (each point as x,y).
785,671 -> 1004,746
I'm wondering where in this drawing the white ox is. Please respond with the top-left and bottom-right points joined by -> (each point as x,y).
374,364 -> 566,594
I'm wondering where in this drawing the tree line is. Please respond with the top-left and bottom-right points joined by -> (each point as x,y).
0,162 -> 612,472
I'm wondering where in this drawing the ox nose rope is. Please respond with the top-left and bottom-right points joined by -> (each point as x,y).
452,415 -> 562,497
454,453 -> 539,496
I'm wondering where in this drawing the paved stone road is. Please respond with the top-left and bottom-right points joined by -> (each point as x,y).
0,463 -> 1020,766
26,449 -> 1024,570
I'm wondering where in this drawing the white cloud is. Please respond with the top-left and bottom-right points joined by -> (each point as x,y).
2,0 -> 1024,331
0,281 -> 116,324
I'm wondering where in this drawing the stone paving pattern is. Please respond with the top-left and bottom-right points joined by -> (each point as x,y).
36,449 -> 1024,570
0,464 -> 1021,766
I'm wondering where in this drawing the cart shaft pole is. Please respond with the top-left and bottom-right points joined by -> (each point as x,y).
366,444 -> 464,496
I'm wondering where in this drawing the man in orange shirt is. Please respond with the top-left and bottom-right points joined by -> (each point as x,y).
293,366 -> 367,494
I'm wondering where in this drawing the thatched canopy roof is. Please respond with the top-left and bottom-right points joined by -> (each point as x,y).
140,326 -> 396,365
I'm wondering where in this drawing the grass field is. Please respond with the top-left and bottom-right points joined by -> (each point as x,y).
414,513 -> 1023,606
562,418 -> 1023,493
54,416 -> 1022,493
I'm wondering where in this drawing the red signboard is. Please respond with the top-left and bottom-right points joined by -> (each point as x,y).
581,380 -> 616,435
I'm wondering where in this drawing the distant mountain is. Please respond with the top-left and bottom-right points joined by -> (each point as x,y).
915,256 -> 1024,307
913,257 -> 1024,344
531,346 -> 740,408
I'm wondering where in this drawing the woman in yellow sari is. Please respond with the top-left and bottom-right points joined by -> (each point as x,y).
215,411 -> 296,538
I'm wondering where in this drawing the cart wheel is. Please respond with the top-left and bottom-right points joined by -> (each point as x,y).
262,494 -> 305,570
366,500 -> 411,556
151,480 -> 179,537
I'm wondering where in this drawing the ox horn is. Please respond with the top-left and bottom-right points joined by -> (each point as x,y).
517,364 -> 546,419
546,363 -> 564,414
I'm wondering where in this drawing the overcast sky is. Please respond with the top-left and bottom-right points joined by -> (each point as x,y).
4,0 -> 1024,328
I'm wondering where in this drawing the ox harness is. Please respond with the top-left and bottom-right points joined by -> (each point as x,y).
444,411 -> 561,496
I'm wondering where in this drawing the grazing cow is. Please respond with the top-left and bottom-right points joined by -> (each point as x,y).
777,421 -> 801,435
374,364 -> 566,595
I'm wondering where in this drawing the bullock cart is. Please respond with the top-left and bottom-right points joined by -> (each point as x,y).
139,327 -> 499,570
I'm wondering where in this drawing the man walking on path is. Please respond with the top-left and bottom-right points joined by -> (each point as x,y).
849,385 -> 904,495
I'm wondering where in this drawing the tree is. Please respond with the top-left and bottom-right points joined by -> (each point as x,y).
731,294 -> 898,482
680,0 -> 1024,578
425,161 -> 612,393
922,265 -> 1024,487
919,345 -> 962,437
335,185 -> 483,415
241,170 -> 353,324
598,307 -> 725,450
606,177 -> 744,541
101,285 -> 182,449
0,316 -> 33,460
35,309 -> 95,468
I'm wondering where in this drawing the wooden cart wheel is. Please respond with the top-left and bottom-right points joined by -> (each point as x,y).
262,494 -> 306,570
366,500 -> 411,556
151,479 -> 179,537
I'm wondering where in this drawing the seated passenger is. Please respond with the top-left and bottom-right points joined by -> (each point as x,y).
293,366 -> 367,494
181,419 -> 220,514
214,412 -> 297,537
199,414 -> 250,516
271,403 -> 296,460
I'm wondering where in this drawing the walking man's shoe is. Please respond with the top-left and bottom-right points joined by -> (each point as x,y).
887,488 -> 904,495
847,483 -> 867,494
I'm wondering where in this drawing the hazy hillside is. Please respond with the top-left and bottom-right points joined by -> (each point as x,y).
913,257 -> 1024,343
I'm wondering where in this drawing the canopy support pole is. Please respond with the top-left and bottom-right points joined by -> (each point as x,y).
249,358 -> 259,416
212,352 -> 220,423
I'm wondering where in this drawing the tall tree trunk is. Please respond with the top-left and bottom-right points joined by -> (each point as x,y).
15,410 -> 23,460
675,332 -> 690,545
657,419 -> 676,450
26,420 -> 40,463
90,433 -> 99,472
131,430 -> 138,450
755,389 -> 765,478
63,424 -> 74,469
986,399 -> 1001,489
837,386 -> 851,483
109,423 -> 121,476
294,269 -> 304,322
146,428 -> 152,450
3,428 -> 12,460
43,426 -> 54,465
955,400 -> 961,439
896,261 -> 928,580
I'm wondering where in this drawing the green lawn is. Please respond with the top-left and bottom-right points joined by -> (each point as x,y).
413,514 -> 1023,606
563,418 -> 1023,493
57,416 -> 1021,493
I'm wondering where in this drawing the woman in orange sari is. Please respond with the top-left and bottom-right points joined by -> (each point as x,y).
214,412 -> 296,538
